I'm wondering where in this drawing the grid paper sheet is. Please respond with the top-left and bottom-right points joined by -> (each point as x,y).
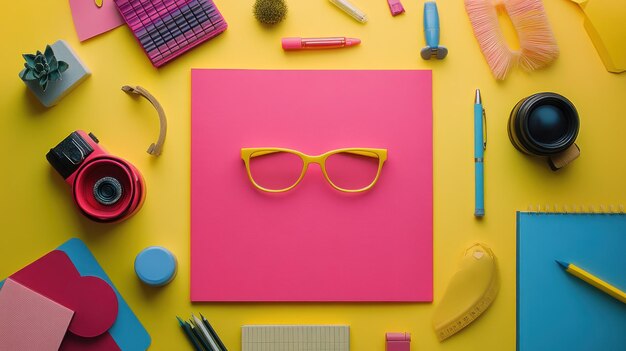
242,325 -> 349,351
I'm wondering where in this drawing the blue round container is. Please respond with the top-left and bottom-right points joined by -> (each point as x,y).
134,246 -> 177,286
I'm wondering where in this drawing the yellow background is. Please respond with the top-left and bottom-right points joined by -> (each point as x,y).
1,0 -> 625,350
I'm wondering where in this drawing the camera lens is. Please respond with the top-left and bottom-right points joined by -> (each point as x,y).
93,177 -> 123,206
528,105 -> 568,144
508,92 -> 579,156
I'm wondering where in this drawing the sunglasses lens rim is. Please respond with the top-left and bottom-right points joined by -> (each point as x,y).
247,149 -> 304,192
323,149 -> 383,192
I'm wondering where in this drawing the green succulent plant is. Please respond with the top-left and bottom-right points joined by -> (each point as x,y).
19,45 -> 69,92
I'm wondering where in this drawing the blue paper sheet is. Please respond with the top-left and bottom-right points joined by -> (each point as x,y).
517,212 -> 626,351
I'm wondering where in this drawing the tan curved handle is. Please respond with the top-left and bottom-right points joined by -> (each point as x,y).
122,85 -> 167,157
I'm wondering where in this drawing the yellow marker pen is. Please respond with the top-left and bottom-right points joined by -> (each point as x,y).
556,260 -> 626,304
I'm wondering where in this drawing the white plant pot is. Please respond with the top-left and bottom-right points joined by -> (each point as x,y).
19,40 -> 91,107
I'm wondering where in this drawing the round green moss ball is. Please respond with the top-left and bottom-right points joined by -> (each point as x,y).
253,0 -> 288,25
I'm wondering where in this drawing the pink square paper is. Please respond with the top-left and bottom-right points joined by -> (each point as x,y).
0,278 -> 74,350
69,0 -> 125,41
191,70 -> 433,301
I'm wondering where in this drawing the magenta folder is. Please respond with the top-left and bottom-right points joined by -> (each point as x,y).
191,70 -> 433,301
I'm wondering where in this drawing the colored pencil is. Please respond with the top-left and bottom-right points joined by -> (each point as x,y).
177,316 -> 203,351
200,313 -> 228,351
193,313 -> 220,351
190,320 -> 211,351
556,260 -> 626,304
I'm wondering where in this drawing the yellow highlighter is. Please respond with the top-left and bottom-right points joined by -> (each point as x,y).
556,260 -> 626,304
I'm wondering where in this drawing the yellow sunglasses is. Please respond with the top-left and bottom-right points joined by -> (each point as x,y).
241,147 -> 388,193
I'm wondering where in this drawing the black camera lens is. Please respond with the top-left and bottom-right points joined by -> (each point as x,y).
93,177 -> 123,206
508,93 -> 579,156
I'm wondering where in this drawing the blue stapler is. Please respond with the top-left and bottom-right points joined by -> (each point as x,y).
421,2 -> 448,60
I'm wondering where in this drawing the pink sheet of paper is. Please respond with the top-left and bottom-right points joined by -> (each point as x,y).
0,278 -> 74,351
191,69 -> 433,301
69,0 -> 125,41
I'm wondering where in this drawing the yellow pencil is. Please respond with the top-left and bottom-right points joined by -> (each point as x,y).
556,260 -> 626,304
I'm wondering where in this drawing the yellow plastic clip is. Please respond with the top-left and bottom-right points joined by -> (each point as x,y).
482,108 -> 487,150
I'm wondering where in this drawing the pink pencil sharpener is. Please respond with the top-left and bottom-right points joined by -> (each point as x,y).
386,332 -> 411,351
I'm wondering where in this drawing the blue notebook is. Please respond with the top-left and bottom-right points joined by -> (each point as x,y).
517,212 -> 626,351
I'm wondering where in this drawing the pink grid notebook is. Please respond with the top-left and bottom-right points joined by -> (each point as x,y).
191,70 -> 433,301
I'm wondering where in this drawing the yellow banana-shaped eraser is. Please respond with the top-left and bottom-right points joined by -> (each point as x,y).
432,243 -> 499,341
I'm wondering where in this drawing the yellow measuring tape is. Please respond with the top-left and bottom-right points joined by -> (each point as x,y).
432,243 -> 499,341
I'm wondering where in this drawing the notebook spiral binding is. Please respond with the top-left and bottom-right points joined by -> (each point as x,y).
526,204 -> 625,214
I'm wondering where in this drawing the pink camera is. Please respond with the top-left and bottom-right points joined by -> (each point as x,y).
46,130 -> 146,223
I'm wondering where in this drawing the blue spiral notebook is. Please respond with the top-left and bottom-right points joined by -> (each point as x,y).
517,212 -> 626,351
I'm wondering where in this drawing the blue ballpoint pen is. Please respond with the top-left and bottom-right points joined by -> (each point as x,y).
474,89 -> 486,217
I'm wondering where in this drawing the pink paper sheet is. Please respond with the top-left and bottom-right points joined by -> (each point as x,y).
0,279 -> 74,351
191,70 -> 433,301
69,0 -> 125,41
